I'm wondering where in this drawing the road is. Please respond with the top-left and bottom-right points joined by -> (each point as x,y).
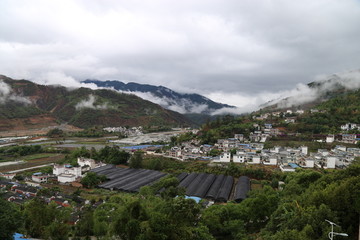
8,163 -> 54,173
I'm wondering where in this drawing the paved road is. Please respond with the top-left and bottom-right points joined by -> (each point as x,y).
0,160 -> 25,167
8,163 -> 54,173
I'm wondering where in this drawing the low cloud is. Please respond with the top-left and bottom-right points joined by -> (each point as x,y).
75,94 -> 108,110
0,80 -> 31,104
268,70 -> 360,109
32,71 -> 99,90
125,91 -> 214,114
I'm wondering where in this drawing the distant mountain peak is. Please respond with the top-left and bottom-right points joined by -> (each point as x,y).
82,79 -> 235,114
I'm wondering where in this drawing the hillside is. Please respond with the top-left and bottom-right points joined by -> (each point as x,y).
196,88 -> 360,144
0,75 -> 191,131
261,71 -> 360,111
82,79 -> 235,114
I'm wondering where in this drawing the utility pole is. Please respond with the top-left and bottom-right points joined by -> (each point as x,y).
325,219 -> 348,240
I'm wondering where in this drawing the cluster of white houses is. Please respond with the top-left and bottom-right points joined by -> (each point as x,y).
340,123 -> 360,131
25,157 -> 106,184
103,126 -> 143,136
214,144 -> 359,171
52,157 -> 105,183
165,130 -> 359,172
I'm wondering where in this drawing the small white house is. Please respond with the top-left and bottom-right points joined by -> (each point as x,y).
32,173 -> 49,183
77,157 -> 96,169
318,149 -> 329,156
263,156 -> 277,165
304,159 -> 315,168
58,174 -> 77,183
234,134 -> 244,142
0,172 -> 16,180
300,146 -> 308,155
335,145 -> 347,152
326,135 -> 335,143
233,153 -> 245,163
248,155 -> 261,164
325,156 -> 337,169
220,152 -> 231,162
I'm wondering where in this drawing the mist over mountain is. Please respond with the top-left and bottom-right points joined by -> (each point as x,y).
261,69 -> 360,110
82,80 -> 235,115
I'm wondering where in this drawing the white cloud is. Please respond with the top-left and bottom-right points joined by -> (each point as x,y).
32,72 -> 98,89
75,94 -> 108,110
126,91 -> 212,114
0,79 -> 31,104
0,0 -> 359,97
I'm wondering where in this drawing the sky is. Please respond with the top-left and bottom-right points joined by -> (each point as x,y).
1,0 -> 360,112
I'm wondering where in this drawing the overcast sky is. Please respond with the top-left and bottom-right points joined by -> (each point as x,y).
1,0 -> 360,110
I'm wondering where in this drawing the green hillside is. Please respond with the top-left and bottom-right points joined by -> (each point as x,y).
0,76 -> 191,129
197,88 -> 360,143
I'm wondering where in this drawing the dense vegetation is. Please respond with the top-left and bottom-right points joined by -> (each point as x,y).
0,145 -> 43,156
294,89 -> 360,133
198,115 -> 255,144
61,146 -> 131,166
2,161 -> 359,239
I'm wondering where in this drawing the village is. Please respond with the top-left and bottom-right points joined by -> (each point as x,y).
0,114 -> 359,234
165,120 -> 360,172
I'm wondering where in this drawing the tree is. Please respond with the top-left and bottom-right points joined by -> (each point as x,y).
129,151 -> 143,168
47,128 -> 65,137
23,198 -> 70,239
75,207 -> 94,237
81,172 -> 107,188
0,197 -> 22,240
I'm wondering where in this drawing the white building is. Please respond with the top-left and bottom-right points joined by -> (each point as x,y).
326,135 -> 335,143
318,149 -> 330,156
233,153 -> 246,163
340,123 -> 359,131
220,152 -> 231,162
304,159 -> 315,168
234,134 -> 244,142
248,155 -> 261,164
53,164 -> 82,183
32,173 -> 49,183
325,156 -> 337,169
263,156 -> 277,165
301,146 -> 308,155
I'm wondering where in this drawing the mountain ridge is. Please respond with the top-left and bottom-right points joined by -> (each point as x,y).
82,79 -> 235,115
0,75 -> 191,131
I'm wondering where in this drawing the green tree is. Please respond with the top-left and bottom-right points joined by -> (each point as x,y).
129,151 -> 143,168
75,207 -> 94,237
0,197 -> 22,240
23,198 -> 70,239
81,172 -> 107,188
47,128 -> 65,137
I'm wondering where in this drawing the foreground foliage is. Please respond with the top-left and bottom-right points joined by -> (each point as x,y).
2,161 -> 359,239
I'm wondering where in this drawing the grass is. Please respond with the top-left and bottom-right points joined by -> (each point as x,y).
21,153 -> 59,161
0,156 -> 16,162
